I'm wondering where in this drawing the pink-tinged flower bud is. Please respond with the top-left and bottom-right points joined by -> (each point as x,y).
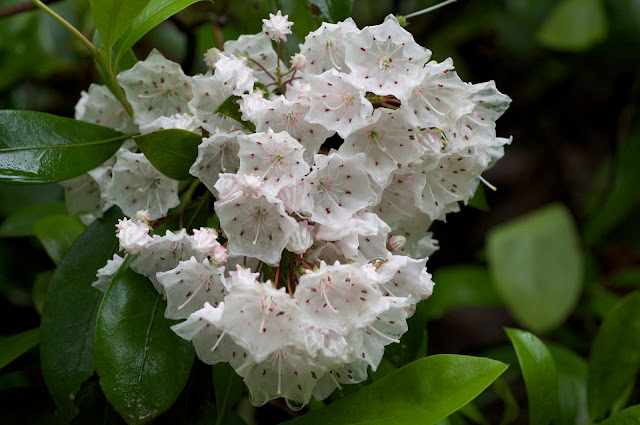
388,235 -> 407,251
262,10 -> 293,42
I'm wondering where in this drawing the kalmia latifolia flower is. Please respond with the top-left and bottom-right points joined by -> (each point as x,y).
75,9 -> 511,410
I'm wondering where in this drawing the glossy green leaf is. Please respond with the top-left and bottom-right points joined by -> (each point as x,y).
505,327 -> 558,425
0,201 -> 66,238
284,355 -> 507,425
598,404 -> 640,425
588,291 -> 640,421
0,111 -> 128,184
216,96 -> 256,132
89,0 -> 151,49
40,207 -> 121,421
134,129 -> 202,181
95,263 -> 195,425
113,0 -> 204,63
426,265 -> 501,319
537,0 -> 607,52
34,215 -> 86,265
548,343 -> 588,425
213,363 -> 245,425
487,203 -> 583,333
307,0 -> 353,23
584,131 -> 640,246
0,328 -> 40,370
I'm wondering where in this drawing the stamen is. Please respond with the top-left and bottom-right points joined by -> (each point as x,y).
210,331 -> 226,352
177,283 -> 203,310
367,325 -> 400,343
329,371 -> 342,390
476,174 -> 497,191
404,0 -> 457,20
277,354 -> 283,395
320,279 -> 339,314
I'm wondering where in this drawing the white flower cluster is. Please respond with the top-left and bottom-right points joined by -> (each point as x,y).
71,11 -> 511,410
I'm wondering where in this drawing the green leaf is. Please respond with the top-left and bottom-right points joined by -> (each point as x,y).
34,215 -> 86,265
0,328 -> 40,370
584,131 -> 640,246
89,0 -> 151,50
307,0 -> 353,23
537,0 -> 608,52
505,327 -> 558,425
610,267 -> 640,287
487,203 -> 583,333
212,363 -> 245,425
468,185 -> 489,212
0,201 -> 67,238
40,207 -> 122,421
134,129 -> 202,181
284,355 -> 507,425
547,343 -> 589,425
426,265 -> 501,319
94,262 -> 195,425
0,111 -> 128,184
588,291 -> 640,421
32,270 -> 54,315
216,96 -> 257,132
492,378 -> 519,425
113,0 -> 204,63
598,404 -> 640,425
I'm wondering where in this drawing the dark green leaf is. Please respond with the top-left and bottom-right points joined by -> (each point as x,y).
134,129 -> 202,181
212,363 -> 245,425
584,131 -> 640,246
0,201 -> 66,238
588,291 -> 640,421
505,327 -> 558,425
307,0 -> 353,23
89,0 -> 151,49
113,0 -> 205,63
426,265 -> 501,319
216,96 -> 256,132
34,215 -> 86,264
492,378 -> 519,425
537,0 -> 607,52
40,207 -> 122,421
32,270 -> 54,315
598,404 -> 640,425
284,355 -> 507,425
547,343 -> 588,425
0,111 -> 128,184
0,328 -> 40,370
94,263 -> 194,425
468,185 -> 489,212
610,267 -> 640,287
487,203 -> 583,333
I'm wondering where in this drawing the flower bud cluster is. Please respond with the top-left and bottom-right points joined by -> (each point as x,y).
72,11 -> 511,409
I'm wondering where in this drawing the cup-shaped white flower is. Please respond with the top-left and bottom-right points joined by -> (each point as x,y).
376,254 -> 434,303
306,69 -> 373,138
217,284 -> 302,362
214,53 -> 256,96
117,49 -> 193,126
237,129 -> 310,196
344,14 -> 431,100
300,18 -> 359,75
224,33 -> 285,86
102,150 -> 179,220
216,192 -> 297,265
340,108 -> 426,185
188,75 -> 237,134
171,302 -> 248,369
190,131 -> 244,194
157,256 -> 227,319
305,153 -> 377,226
75,83 -> 137,133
